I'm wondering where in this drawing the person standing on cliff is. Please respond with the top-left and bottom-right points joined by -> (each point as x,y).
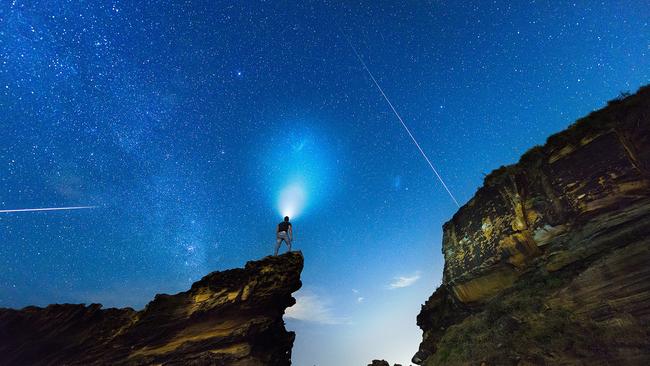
274,216 -> 293,256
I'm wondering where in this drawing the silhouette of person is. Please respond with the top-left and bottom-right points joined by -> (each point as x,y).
275,216 -> 293,255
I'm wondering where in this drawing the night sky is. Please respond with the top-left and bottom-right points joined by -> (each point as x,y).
1,1 -> 648,364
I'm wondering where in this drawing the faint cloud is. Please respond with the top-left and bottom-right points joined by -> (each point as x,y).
352,289 -> 364,303
388,271 -> 421,289
285,292 -> 346,325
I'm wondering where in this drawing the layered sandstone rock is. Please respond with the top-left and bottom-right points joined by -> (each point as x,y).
414,86 -> 650,365
0,251 -> 303,366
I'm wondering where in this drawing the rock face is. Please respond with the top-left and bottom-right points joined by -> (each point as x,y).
414,86 -> 650,365
0,252 -> 303,366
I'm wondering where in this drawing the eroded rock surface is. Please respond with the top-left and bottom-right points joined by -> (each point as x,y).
0,251 -> 303,366
415,86 -> 650,365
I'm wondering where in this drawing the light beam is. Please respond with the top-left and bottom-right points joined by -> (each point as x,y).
338,26 -> 460,207
278,181 -> 307,219
0,206 -> 97,213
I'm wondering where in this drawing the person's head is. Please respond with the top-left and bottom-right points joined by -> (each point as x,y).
284,216 -> 290,222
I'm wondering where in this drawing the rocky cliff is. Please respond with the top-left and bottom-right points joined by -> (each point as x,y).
414,86 -> 650,365
0,252 -> 303,366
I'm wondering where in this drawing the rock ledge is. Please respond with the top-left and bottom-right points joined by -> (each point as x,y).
0,251 -> 304,366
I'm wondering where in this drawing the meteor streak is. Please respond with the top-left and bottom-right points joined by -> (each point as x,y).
338,26 -> 460,207
0,206 -> 97,213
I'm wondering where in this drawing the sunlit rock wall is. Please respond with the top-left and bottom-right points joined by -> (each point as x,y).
414,86 -> 650,365
442,87 -> 649,303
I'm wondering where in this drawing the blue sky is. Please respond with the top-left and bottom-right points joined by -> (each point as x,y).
1,1 -> 648,365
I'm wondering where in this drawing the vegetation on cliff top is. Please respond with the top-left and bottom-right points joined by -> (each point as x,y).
479,85 -> 649,191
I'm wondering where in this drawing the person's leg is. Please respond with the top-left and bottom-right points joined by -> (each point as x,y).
274,236 -> 282,256
281,232 -> 288,253
278,232 -> 291,254
276,232 -> 288,255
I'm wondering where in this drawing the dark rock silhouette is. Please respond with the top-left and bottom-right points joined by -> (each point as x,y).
368,361 -> 390,366
414,86 -> 650,365
0,251 -> 303,366
367,360 -> 402,366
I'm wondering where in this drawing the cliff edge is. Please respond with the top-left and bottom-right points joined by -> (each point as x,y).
414,86 -> 650,365
0,251 -> 304,366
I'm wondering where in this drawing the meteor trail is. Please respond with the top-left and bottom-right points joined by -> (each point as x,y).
338,26 -> 460,207
0,206 -> 97,214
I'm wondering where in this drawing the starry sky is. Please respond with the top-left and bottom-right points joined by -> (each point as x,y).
0,1 -> 648,365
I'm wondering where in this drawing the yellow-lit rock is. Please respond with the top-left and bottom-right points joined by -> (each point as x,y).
414,86 -> 650,365
0,252 -> 304,366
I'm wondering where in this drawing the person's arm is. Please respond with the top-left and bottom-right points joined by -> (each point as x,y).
289,224 -> 293,240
